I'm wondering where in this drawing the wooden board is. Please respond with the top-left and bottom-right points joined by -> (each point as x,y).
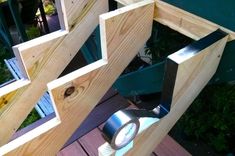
0,1 -> 154,155
0,0 -> 108,147
115,0 -> 235,41
64,92 -> 129,147
98,30 -> 228,155
11,89 -> 118,145
125,31 -> 228,155
5,58 -> 55,118
154,0 -> 235,41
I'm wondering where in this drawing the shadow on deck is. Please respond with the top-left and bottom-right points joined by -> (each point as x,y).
13,89 -> 191,156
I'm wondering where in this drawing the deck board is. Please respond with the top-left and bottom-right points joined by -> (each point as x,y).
78,128 -> 106,156
57,141 -> 87,156
153,135 -> 191,156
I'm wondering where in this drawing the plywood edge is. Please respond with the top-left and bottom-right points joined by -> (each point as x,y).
0,117 -> 60,155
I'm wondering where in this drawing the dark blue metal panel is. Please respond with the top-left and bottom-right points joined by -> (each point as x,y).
164,0 -> 235,31
113,62 -> 165,96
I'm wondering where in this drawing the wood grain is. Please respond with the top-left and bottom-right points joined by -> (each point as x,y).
0,90 -> 18,114
2,0 -> 153,155
64,92 -> 129,147
125,32 -> 228,155
98,30 -> 228,155
0,0 -> 108,148
115,0 -> 235,41
154,0 -> 235,41
14,32 -> 66,79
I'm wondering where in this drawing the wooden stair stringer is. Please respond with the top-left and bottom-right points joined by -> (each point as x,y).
0,0 -> 108,149
1,1 -> 154,155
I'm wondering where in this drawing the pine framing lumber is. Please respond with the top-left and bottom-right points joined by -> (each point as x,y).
154,0 -> 234,41
125,33 -> 228,156
0,0 -> 108,147
5,58 -> 54,118
115,0 -> 235,41
1,0 -> 154,155
2,0 -> 231,155
98,30 -> 228,155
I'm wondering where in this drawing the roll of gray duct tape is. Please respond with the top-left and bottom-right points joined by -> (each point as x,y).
102,106 -> 168,150
102,110 -> 140,150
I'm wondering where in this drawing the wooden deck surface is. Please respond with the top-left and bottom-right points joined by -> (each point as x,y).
59,127 -> 191,156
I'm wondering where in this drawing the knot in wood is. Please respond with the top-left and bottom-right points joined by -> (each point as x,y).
64,86 -> 75,98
